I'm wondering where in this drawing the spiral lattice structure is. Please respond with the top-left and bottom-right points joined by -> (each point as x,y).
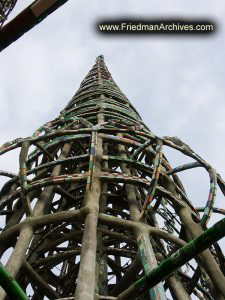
0,56 -> 224,300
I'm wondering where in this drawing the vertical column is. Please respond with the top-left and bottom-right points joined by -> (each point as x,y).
74,135 -> 102,300
118,137 -> 167,300
95,56 -> 109,296
75,56 -> 105,300
95,145 -> 109,295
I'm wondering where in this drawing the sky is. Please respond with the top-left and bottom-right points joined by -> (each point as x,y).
0,1 -> 224,228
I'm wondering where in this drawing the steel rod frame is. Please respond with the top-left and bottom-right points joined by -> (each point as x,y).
0,0 -> 17,28
0,55 -> 224,300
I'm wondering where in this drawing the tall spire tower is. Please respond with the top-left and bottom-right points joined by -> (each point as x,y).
0,56 -> 224,300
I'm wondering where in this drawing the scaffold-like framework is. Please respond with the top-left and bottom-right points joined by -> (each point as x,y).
0,56 -> 225,300
0,0 -> 17,27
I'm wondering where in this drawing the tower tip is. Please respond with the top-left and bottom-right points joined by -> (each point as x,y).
96,54 -> 104,62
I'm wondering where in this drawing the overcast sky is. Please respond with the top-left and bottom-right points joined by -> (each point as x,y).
0,0 -> 224,228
